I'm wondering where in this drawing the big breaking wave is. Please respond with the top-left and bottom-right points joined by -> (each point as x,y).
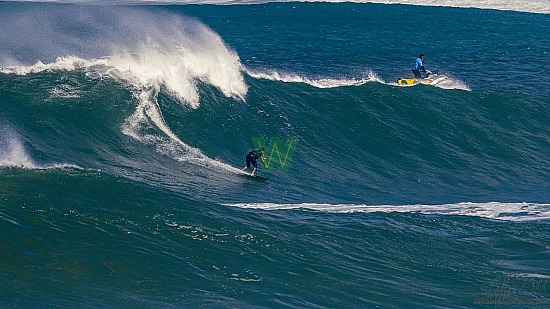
0,7 -> 249,174
0,3 -> 473,172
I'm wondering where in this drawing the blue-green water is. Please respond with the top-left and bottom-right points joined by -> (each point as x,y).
1,2 -> 549,308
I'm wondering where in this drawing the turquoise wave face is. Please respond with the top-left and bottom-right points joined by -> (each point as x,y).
1,2 -> 550,308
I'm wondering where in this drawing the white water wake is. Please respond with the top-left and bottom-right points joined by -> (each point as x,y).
246,68 -> 383,88
225,202 -> 550,222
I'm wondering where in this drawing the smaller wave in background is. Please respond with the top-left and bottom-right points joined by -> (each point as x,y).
9,0 -> 547,14
354,0 -> 550,14
225,202 -> 550,222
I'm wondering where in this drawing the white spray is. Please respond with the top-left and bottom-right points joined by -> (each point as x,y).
0,6 -> 249,173
0,127 -> 35,168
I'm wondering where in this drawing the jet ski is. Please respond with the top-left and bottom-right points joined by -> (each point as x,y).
397,71 -> 447,86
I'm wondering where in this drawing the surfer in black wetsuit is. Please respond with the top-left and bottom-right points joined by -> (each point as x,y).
242,148 -> 265,176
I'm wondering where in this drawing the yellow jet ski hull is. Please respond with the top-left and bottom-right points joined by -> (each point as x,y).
397,78 -> 432,86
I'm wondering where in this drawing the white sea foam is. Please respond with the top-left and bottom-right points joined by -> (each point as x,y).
103,20 -> 247,174
425,75 -> 471,91
246,68 -> 382,88
224,202 -> 550,222
109,44 -> 248,174
390,74 -> 471,91
0,56 -> 105,76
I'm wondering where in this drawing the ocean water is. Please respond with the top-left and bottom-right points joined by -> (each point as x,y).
1,1 -> 550,308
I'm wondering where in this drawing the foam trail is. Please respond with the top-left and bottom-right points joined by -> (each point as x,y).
224,202 -> 550,222
246,68 -> 382,88
425,75 -> 470,91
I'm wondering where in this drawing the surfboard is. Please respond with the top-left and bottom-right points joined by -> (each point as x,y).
239,173 -> 269,181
